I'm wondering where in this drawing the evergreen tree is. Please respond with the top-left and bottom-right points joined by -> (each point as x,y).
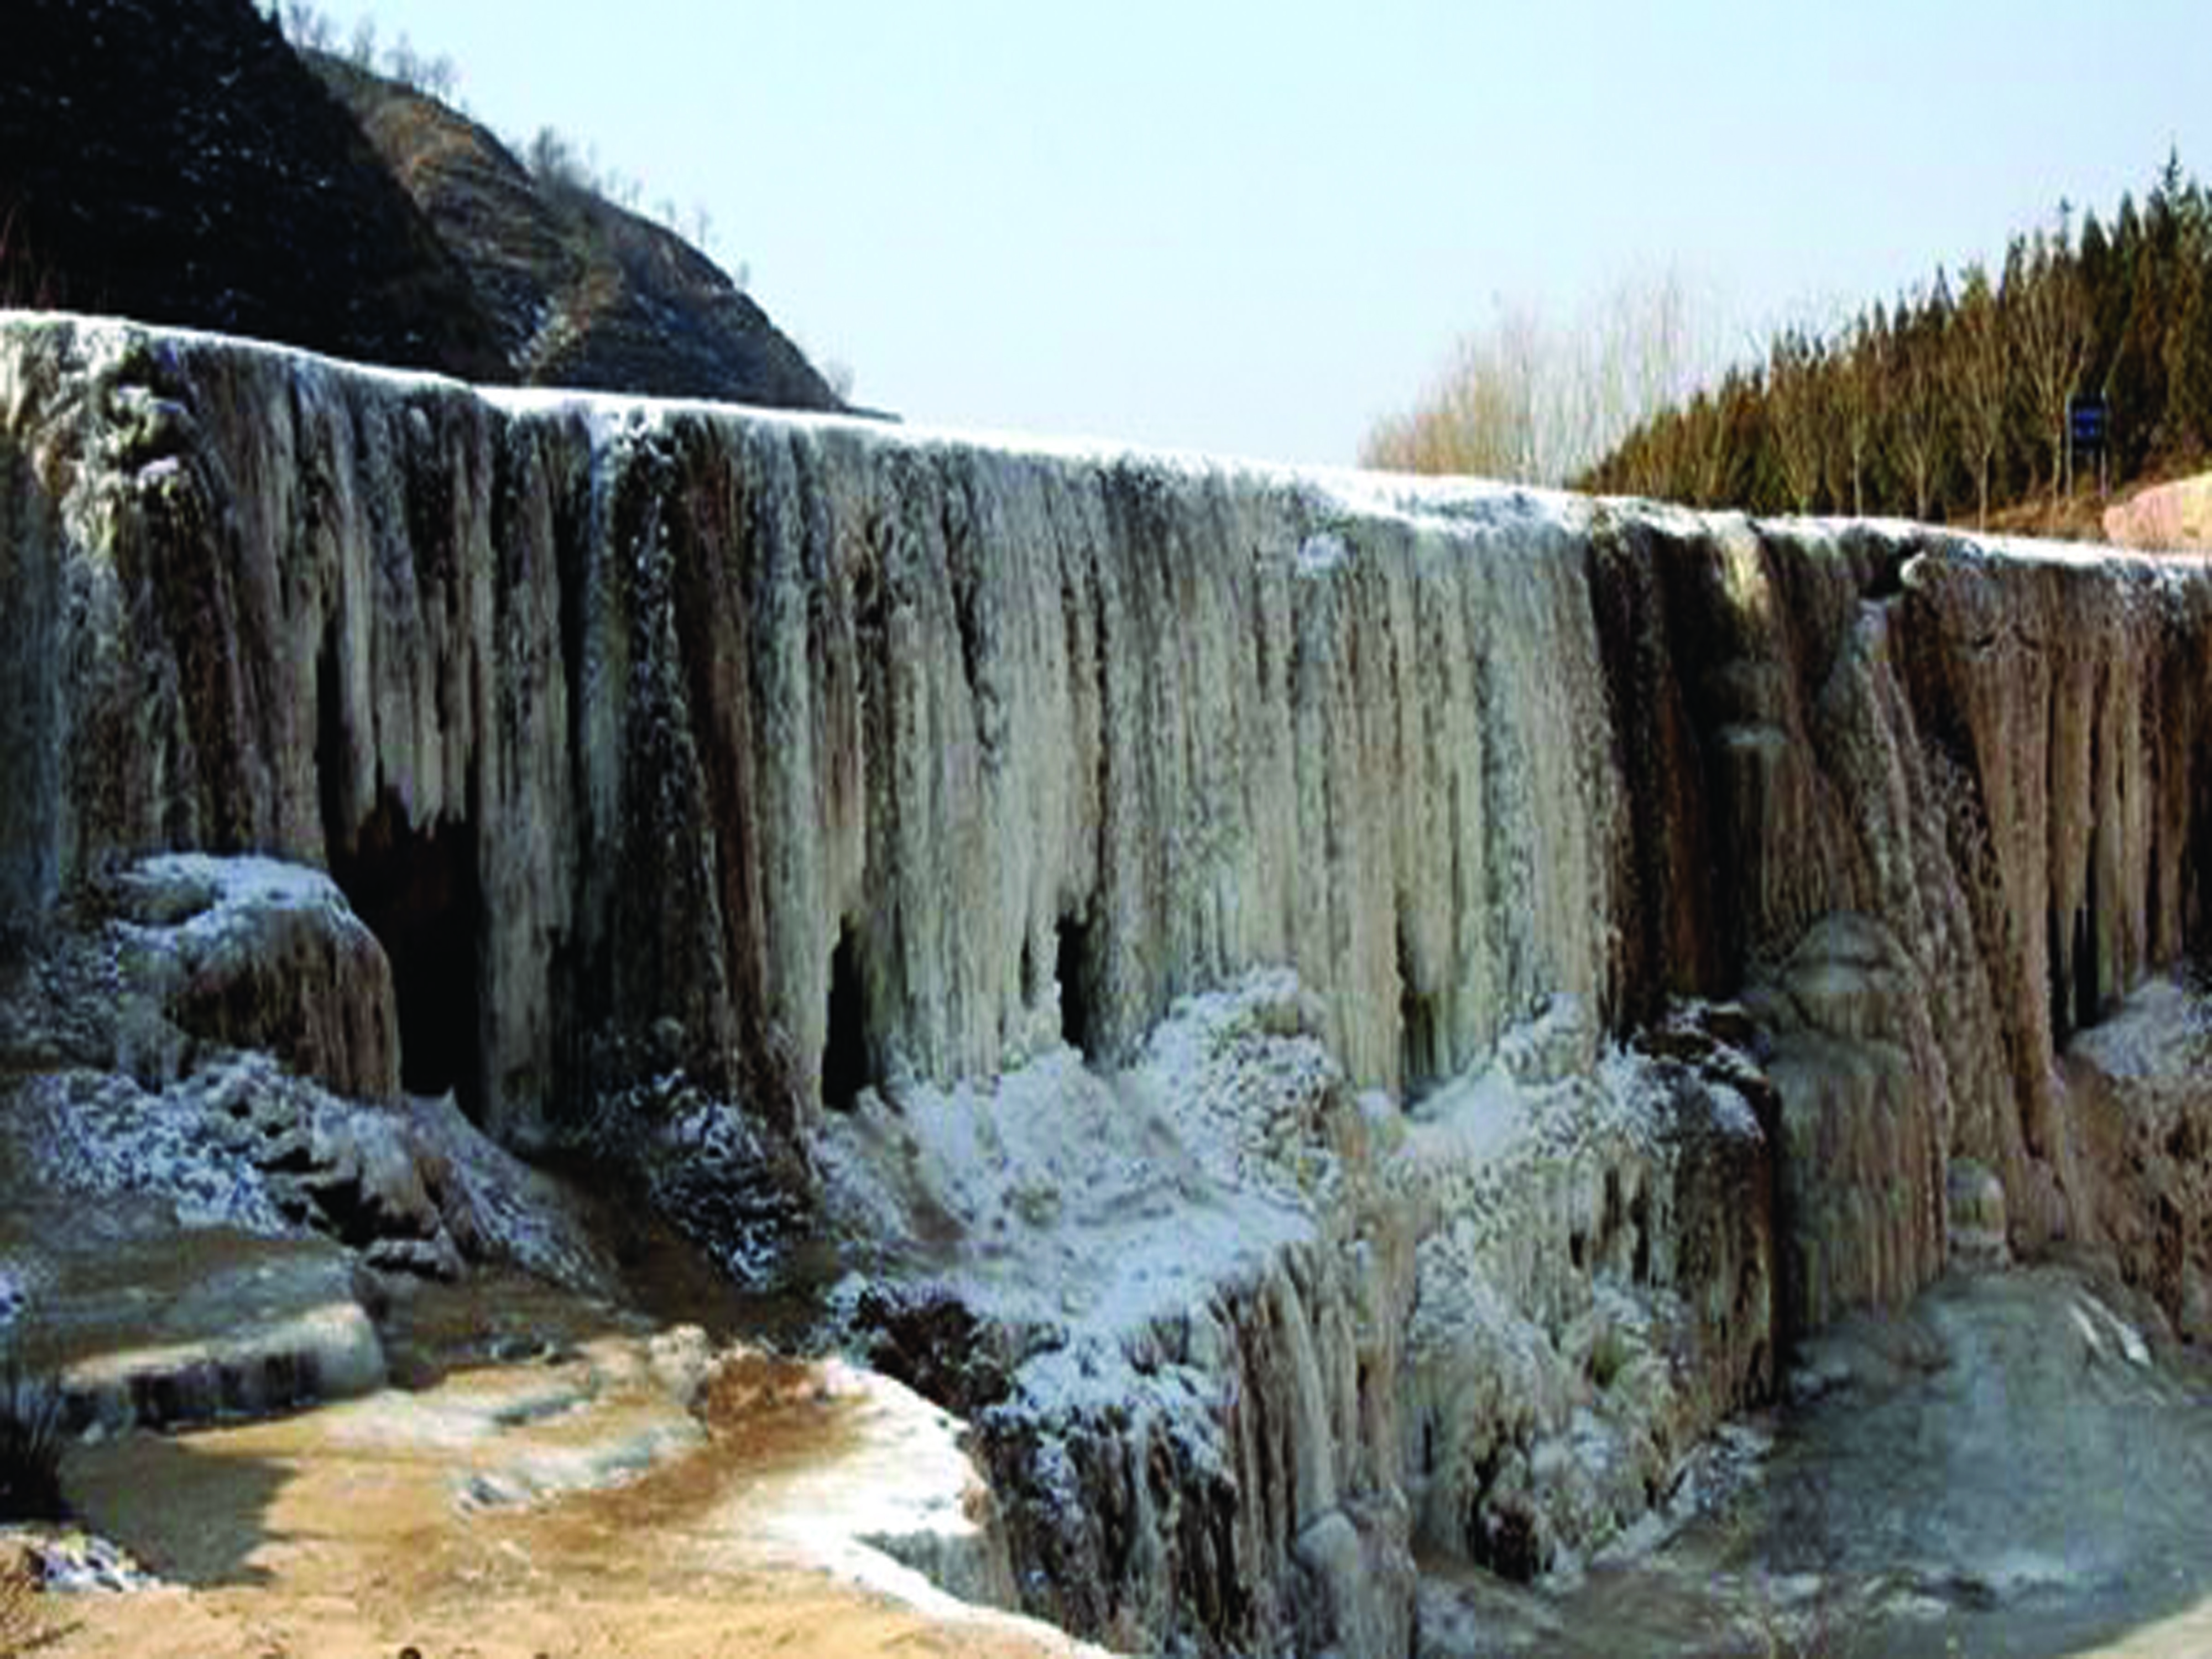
2162,178 -> 2212,457
1558,150 -> 2206,526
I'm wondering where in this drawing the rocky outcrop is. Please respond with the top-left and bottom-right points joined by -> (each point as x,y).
8,313 -> 2212,1653
2064,977 -> 2212,1339
105,853 -> 400,1101
2104,472 -> 2212,551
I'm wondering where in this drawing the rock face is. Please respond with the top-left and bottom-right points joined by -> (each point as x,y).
7,312 -> 2212,1653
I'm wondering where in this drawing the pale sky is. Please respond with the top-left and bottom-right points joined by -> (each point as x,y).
340,0 -> 2211,467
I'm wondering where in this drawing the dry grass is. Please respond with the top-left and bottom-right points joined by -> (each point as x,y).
0,1548 -> 45,1658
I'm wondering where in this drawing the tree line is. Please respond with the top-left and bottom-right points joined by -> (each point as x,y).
1361,273 -> 1719,488
1578,152 -> 2212,526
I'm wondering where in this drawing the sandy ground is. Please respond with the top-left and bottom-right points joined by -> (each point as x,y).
4,1280 -> 1100,1659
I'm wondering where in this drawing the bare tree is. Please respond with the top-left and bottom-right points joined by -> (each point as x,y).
1361,328 -> 1524,478
280,1 -> 335,51
1833,306 -> 1889,517
1361,270 -> 1721,485
1951,263 -> 2011,530
2012,227 -> 2090,503
1892,283 -> 1953,523
527,127 -> 578,188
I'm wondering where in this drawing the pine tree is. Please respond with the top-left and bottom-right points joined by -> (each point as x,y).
2164,196 -> 2212,458
1893,280 -> 1954,523
2111,251 -> 2170,473
1767,327 -> 1831,513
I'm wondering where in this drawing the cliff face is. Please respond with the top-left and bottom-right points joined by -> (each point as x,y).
7,313 -> 2212,1651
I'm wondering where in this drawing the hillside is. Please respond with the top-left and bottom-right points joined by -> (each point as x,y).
311,55 -> 846,411
0,0 -> 509,382
0,0 -> 846,411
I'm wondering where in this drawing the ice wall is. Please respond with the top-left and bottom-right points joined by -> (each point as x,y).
0,314 -> 1633,1140
10,316 -> 2212,1651
6,314 -> 2211,1284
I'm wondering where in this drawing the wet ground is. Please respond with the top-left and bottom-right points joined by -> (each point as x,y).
19,1265 -> 1098,1658
1422,1260 -> 2212,1658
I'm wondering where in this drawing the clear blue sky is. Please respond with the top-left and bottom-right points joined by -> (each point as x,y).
341,0 -> 2211,467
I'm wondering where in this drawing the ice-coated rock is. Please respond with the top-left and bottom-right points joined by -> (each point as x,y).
815,977 -> 1772,1652
107,853 -> 400,1100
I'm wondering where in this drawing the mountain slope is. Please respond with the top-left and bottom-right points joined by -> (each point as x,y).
0,0 -> 847,411
313,55 -> 846,412
0,0 -> 510,382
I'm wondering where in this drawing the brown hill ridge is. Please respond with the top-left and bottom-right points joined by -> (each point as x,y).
314,55 -> 847,413
0,0 -> 847,412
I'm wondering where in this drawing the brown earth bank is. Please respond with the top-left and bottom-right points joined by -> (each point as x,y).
308,56 -> 847,413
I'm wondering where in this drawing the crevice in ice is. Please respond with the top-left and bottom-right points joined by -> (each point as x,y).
1398,920 -> 1442,1102
822,922 -> 874,1113
2076,854 -> 2103,1035
313,623 -> 347,870
1055,909 -> 1100,1063
2048,900 -> 2070,1046
326,794 -> 484,1117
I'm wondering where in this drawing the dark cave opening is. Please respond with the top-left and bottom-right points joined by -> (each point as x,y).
326,792 -> 483,1118
1399,923 -> 1442,1103
2075,855 -> 2104,1034
1056,909 -> 1100,1062
822,923 -> 874,1112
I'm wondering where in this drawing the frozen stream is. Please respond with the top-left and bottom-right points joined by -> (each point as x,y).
1420,1262 -> 2212,1658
